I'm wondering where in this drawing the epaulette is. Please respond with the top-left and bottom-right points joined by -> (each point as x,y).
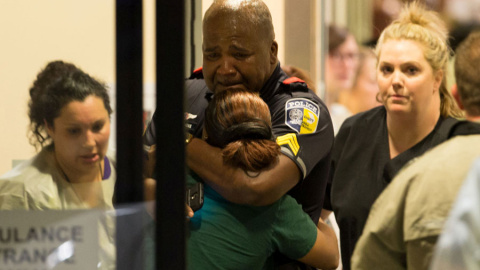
189,67 -> 204,79
281,77 -> 309,92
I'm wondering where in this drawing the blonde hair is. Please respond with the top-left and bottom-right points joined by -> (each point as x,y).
353,46 -> 376,87
375,1 -> 463,118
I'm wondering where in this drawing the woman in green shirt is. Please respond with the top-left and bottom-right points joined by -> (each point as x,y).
187,89 -> 339,270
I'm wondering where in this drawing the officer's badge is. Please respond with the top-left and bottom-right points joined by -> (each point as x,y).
285,98 -> 319,134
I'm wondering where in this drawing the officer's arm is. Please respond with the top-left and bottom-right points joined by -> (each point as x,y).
186,138 -> 300,206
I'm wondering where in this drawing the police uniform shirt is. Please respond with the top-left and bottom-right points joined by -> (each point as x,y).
145,64 -> 334,223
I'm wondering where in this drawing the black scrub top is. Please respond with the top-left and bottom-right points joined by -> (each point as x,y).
326,106 -> 480,270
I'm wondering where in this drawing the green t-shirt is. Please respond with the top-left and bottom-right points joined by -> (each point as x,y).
187,172 -> 317,270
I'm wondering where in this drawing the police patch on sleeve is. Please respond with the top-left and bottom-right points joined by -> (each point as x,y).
285,98 -> 320,134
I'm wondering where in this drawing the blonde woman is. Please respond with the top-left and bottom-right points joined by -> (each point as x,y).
324,2 -> 480,269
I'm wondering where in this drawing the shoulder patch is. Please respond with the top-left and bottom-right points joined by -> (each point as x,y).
285,98 -> 320,134
282,77 -> 305,85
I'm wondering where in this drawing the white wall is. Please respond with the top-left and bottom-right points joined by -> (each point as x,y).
0,0 -> 159,175
0,1 -> 115,175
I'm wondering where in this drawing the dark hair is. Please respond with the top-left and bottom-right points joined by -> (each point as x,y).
328,24 -> 352,53
455,31 -> 480,116
28,60 -> 112,149
204,89 -> 280,173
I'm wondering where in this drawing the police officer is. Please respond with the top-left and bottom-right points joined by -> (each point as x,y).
144,0 -> 335,268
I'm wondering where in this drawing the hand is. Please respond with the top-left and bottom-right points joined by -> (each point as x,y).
186,204 -> 194,218
144,178 -> 194,219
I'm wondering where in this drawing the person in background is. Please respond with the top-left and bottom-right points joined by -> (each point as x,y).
321,47 -> 381,270
325,24 -> 360,134
451,31 -> 480,122
324,2 -> 480,269
187,89 -> 339,270
429,156 -> 480,270
0,60 -> 116,270
337,46 -> 381,116
351,133 -> 480,269
144,1 -> 334,268
352,32 -> 480,265
428,30 -> 480,270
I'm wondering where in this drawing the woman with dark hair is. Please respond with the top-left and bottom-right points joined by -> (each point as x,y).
338,47 -> 381,116
187,89 -> 339,270
326,24 -> 360,134
0,60 -> 115,269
